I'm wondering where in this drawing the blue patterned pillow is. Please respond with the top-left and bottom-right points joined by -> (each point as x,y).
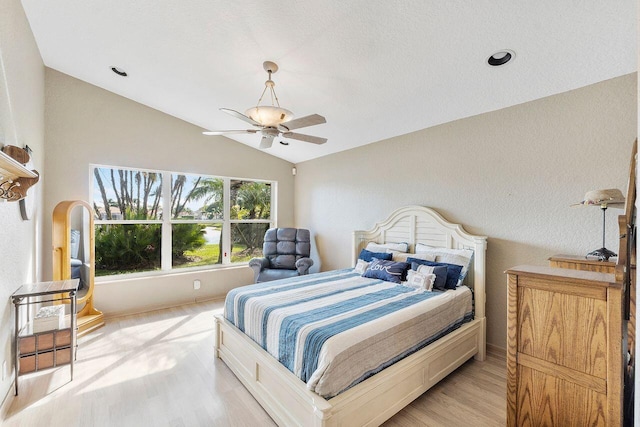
358,249 -> 392,262
407,258 -> 462,290
363,259 -> 410,284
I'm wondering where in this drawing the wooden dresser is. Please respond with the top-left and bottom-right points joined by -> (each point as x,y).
506,265 -> 624,426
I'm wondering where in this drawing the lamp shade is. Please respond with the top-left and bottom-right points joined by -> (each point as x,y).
572,188 -> 625,208
245,106 -> 293,127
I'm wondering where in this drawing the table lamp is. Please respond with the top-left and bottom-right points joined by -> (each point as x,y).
572,188 -> 625,261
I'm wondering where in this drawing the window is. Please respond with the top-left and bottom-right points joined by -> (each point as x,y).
171,173 -> 224,270
92,165 -> 275,277
230,179 -> 272,262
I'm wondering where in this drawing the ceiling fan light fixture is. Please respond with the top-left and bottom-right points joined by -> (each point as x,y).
204,61 -> 327,149
242,61 -> 296,127
245,106 -> 294,127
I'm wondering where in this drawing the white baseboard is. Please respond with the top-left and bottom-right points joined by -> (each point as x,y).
103,295 -> 226,321
0,380 -> 16,423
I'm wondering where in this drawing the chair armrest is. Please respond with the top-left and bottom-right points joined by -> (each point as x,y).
249,257 -> 269,282
295,257 -> 314,275
249,257 -> 269,271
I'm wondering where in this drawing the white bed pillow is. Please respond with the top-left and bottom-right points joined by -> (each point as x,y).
391,252 -> 436,263
354,259 -> 369,274
405,269 -> 436,291
415,244 -> 474,286
414,243 -> 435,254
366,242 -> 409,253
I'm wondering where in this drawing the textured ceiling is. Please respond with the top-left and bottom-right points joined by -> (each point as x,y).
21,0 -> 637,163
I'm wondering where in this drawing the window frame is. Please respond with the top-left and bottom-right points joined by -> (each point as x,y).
91,164 -> 276,279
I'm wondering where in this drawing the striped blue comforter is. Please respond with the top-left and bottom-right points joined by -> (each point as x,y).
225,269 -> 473,398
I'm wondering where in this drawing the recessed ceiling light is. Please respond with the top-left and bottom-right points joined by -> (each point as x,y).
111,66 -> 128,77
487,50 -> 515,67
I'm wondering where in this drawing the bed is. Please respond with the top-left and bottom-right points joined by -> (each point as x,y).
214,205 -> 487,426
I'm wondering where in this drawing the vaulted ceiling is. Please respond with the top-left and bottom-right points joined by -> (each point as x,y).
21,0 -> 637,163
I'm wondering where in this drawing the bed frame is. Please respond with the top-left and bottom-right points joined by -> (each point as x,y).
214,205 -> 487,426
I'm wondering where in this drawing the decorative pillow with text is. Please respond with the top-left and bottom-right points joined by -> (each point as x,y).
363,259 -> 410,284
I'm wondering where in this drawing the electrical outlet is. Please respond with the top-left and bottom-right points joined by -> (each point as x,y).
193,279 -> 201,290
2,360 -> 6,381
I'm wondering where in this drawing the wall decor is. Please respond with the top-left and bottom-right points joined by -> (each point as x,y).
18,146 -> 36,220
0,145 -> 39,211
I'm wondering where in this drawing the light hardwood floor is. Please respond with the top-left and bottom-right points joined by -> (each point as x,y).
1,300 -> 506,427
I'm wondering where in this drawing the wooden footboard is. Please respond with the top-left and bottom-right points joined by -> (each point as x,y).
214,314 -> 484,427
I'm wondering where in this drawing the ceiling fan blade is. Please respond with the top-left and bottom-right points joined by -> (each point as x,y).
282,132 -> 327,145
259,134 -> 275,149
279,114 -> 326,131
220,108 -> 262,126
202,129 -> 258,135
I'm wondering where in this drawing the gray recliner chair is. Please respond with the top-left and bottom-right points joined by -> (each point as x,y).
249,228 -> 314,283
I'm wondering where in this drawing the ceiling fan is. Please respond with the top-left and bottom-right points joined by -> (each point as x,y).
203,61 -> 327,149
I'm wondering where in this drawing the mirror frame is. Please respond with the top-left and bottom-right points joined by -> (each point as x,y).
52,200 -> 104,334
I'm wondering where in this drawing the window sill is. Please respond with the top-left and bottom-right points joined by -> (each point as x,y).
95,263 -> 250,284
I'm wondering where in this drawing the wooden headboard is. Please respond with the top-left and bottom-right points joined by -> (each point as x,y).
352,205 -> 488,321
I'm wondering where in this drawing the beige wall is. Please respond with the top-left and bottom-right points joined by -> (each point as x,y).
294,73 -> 638,350
43,69 -> 295,317
0,0 -> 45,406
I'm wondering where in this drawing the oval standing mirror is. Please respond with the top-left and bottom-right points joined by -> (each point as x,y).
53,200 -> 104,336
